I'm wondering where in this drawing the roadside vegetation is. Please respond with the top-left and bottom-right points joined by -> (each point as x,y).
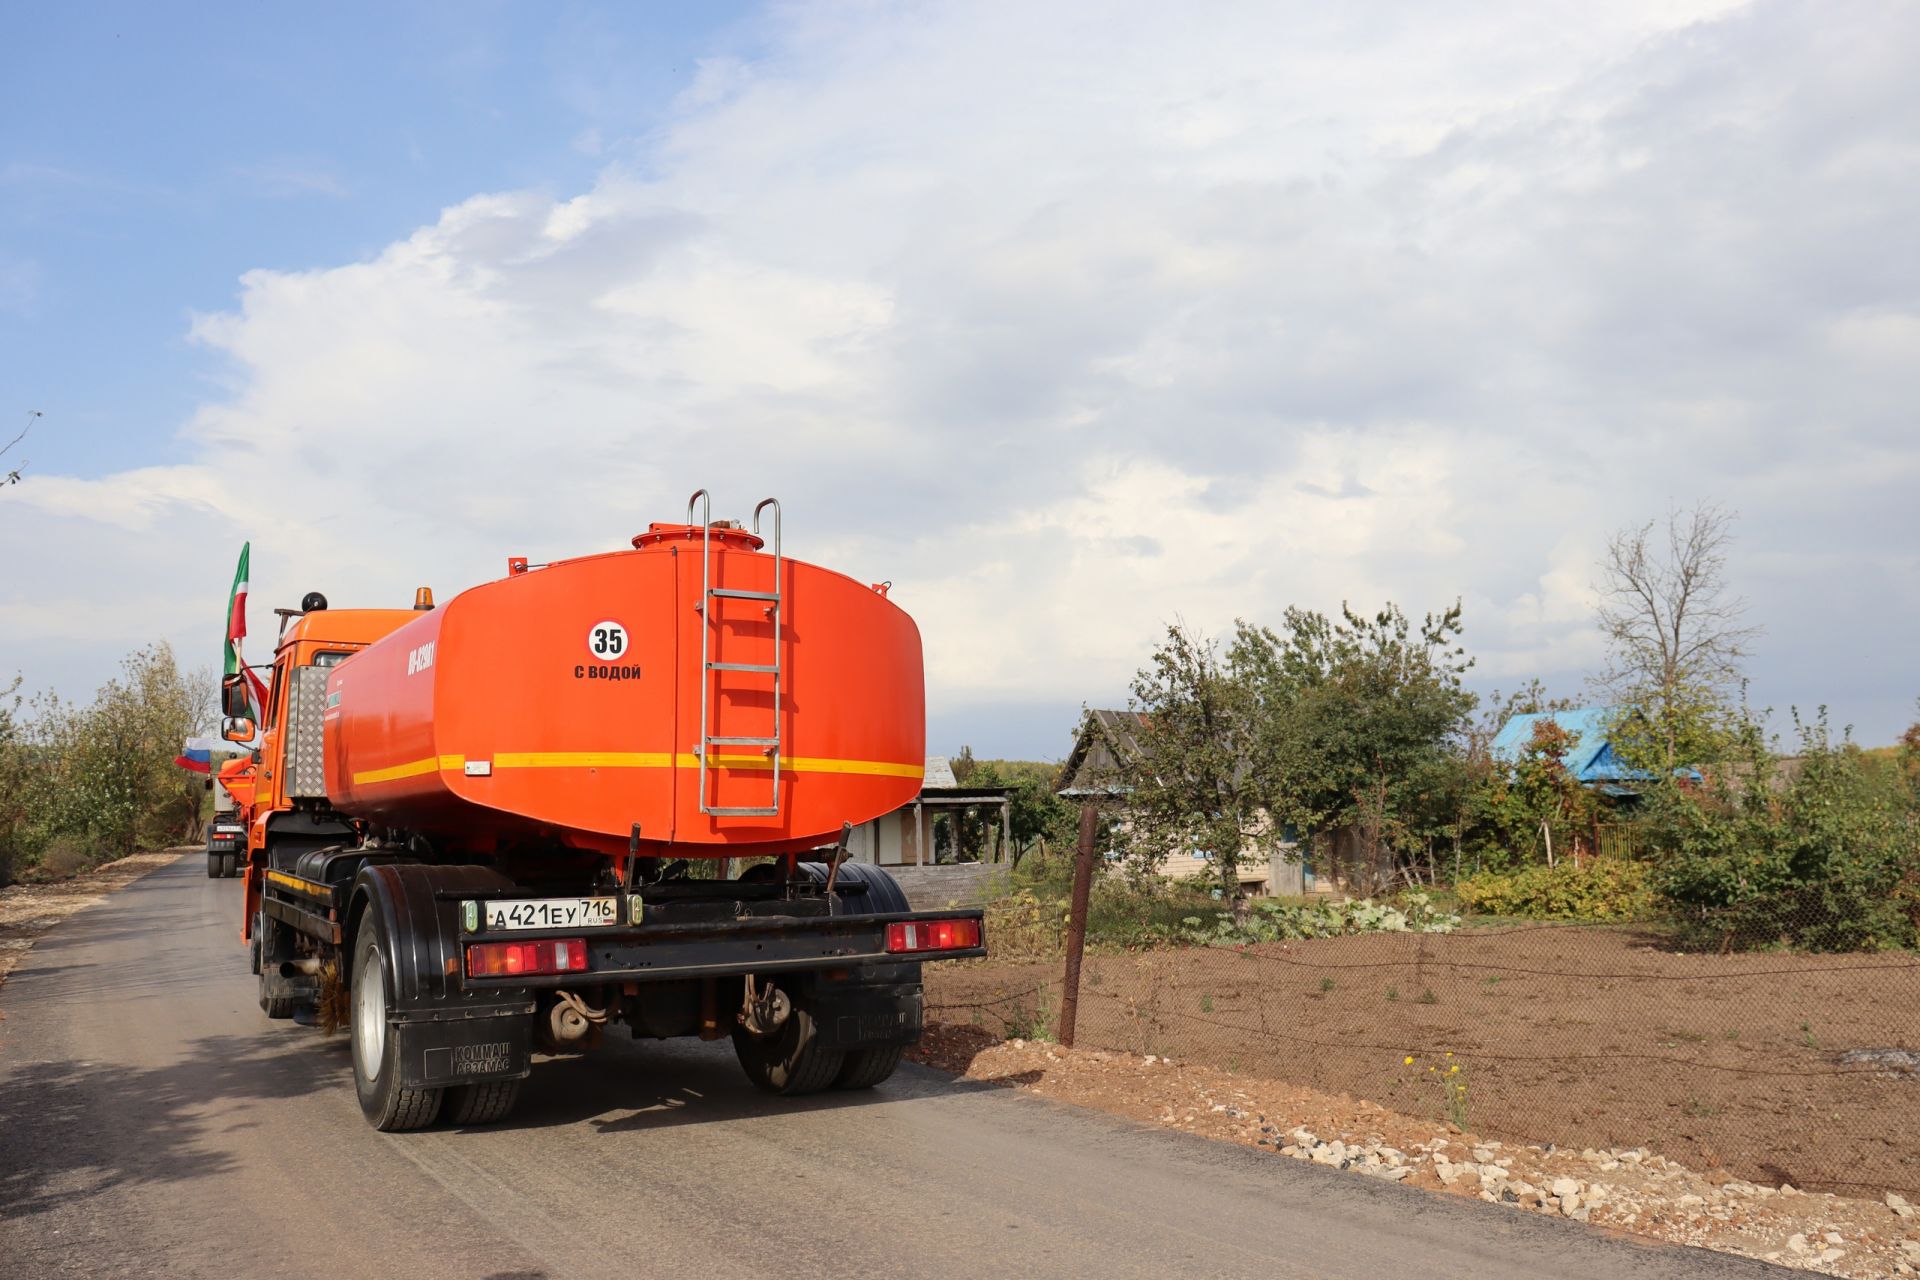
953,503 -> 1920,956
0,644 -> 211,886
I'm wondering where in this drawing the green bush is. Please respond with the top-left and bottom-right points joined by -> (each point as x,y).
1644,714 -> 1920,952
988,854 -> 1222,956
1455,860 -> 1654,921
0,645 -> 208,880
1163,891 -> 1461,946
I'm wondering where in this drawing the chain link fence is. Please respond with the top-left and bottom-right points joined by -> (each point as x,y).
925,905 -> 1920,1201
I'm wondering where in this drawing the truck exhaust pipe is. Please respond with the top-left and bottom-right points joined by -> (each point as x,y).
548,990 -> 609,1045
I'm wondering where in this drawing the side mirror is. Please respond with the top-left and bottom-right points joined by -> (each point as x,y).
221,673 -> 251,719
222,717 -> 256,744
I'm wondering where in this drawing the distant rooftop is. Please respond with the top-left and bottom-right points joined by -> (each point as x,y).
1489,706 -> 1644,786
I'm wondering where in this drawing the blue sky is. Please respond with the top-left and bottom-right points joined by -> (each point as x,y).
4,1 -> 1918,762
2,2 -> 749,474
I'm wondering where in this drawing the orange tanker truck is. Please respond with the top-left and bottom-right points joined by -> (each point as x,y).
204,754 -> 257,878
220,492 -> 984,1130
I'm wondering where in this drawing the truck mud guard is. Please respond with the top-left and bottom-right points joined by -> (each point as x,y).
349,864 -> 536,1090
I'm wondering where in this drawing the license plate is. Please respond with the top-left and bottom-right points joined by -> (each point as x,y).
482,897 -> 618,932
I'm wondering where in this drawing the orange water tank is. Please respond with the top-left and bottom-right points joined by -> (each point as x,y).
322,509 -> 924,859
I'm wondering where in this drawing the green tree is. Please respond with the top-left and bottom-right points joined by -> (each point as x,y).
1235,603 -> 1476,894
0,677 -> 32,884
1478,718 -> 1598,868
1118,622 -> 1275,900
967,758 -> 1078,865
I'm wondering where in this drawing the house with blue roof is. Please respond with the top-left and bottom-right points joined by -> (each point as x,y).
1488,706 -> 1651,796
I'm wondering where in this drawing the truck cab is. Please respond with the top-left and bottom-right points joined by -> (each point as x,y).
223,599 -> 418,960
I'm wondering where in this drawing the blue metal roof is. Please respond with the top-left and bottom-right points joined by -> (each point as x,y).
1489,706 -> 1641,785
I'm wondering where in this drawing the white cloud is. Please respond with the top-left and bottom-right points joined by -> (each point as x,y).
5,0 -> 1919,750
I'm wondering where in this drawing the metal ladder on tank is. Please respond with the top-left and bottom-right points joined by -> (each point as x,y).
689,489 -> 783,818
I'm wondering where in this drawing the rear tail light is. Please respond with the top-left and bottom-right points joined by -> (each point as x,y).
886,918 -> 982,955
465,938 -> 591,977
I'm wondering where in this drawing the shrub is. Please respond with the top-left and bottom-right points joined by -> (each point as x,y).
37,835 -> 95,880
1645,713 -> 1920,952
1165,891 -> 1460,946
1455,860 -> 1653,922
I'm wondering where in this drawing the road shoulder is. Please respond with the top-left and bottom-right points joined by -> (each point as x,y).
0,849 -> 189,993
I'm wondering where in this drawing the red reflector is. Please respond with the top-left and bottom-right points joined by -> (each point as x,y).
465,938 -> 590,978
886,917 -> 981,954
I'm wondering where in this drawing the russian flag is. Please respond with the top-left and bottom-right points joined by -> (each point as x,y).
173,736 -> 217,774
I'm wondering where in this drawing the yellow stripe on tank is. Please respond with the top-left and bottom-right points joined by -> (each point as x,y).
353,752 -> 922,785
349,755 -> 452,785
492,751 -> 674,770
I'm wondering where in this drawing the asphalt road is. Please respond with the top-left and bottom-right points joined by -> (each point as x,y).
0,854 -> 1796,1280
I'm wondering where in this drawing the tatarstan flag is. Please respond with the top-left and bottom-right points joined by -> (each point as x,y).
224,543 -> 269,717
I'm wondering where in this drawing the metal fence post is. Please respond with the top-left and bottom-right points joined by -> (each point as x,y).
1059,803 -> 1097,1048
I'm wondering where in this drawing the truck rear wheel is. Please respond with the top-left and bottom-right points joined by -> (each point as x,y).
221,852 -> 239,878
350,918 -> 443,1131
834,1044 -> 904,1090
445,1079 -> 521,1127
733,1005 -> 844,1096
206,852 -> 221,878
256,915 -> 299,1020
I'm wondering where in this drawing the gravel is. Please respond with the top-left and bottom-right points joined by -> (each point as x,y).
913,1025 -> 1920,1279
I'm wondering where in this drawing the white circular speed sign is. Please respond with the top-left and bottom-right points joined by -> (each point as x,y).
586,620 -> 629,661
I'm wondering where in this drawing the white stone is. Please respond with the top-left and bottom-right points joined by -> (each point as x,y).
1823,1232 -> 1842,1245
1889,1192 -> 1917,1219
1817,1249 -> 1845,1264
1786,1234 -> 1809,1255
1550,1178 -> 1581,1199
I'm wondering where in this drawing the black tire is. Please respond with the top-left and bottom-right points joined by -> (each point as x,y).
732,1004 -> 845,1096
834,1044 -> 904,1090
444,1079 -> 522,1127
249,911 -> 263,976
206,852 -> 221,879
221,852 -> 239,878
798,861 -> 913,914
257,914 -> 299,1020
350,917 -> 442,1131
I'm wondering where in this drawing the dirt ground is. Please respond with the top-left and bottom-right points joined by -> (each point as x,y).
922,924 -> 1920,1201
0,849 -> 186,989
908,1026 -> 1920,1279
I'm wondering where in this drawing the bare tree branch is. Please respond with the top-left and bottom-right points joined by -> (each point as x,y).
1592,501 -> 1762,769
2,410 -> 42,487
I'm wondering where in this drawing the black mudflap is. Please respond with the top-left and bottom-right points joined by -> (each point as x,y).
811,980 -> 924,1052
395,1011 -> 533,1089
